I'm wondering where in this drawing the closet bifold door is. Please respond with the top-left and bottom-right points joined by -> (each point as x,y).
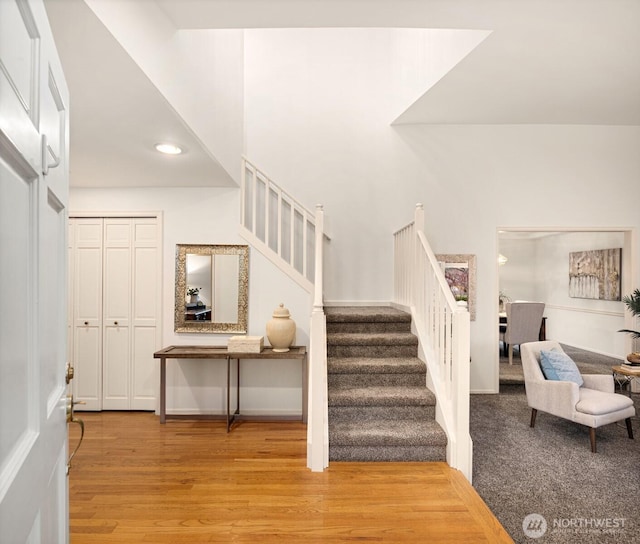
130,218 -> 160,410
70,218 -> 104,410
102,218 -> 132,410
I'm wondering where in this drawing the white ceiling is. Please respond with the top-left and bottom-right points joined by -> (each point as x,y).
44,0 -> 640,188
45,0 -> 235,188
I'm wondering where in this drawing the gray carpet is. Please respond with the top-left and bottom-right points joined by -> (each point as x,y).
473,346 -> 640,543
327,306 -> 447,462
500,344 -> 625,385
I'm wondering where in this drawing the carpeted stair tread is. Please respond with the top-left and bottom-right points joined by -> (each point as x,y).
325,306 -> 411,323
330,419 -> 447,447
328,357 -> 425,374
329,405 -> 435,421
329,386 -> 435,407
327,332 -> 418,346
329,445 -> 446,462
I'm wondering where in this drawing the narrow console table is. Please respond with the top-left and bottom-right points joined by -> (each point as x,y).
153,345 -> 307,431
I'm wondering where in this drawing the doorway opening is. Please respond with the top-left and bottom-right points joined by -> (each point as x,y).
496,227 -> 636,388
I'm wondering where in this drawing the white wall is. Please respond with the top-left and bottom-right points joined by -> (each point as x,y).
243,28 -> 640,393
70,187 -> 311,416
498,238 -> 538,302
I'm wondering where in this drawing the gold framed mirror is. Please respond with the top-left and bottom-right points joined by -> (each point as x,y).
174,244 -> 249,333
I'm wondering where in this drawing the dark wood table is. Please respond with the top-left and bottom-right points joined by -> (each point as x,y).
153,345 -> 307,431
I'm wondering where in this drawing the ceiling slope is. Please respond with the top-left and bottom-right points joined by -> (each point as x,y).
45,0 -> 234,188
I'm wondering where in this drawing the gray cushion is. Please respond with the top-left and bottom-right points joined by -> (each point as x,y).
576,388 -> 633,416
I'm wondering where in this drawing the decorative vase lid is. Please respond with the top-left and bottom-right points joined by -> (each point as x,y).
272,303 -> 291,318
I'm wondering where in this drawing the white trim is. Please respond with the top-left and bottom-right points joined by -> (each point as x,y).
544,304 -> 624,317
324,300 -> 392,307
558,342 -> 623,361
69,210 -> 162,219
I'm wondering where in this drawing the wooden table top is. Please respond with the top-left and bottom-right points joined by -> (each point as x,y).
154,345 -> 306,359
612,365 -> 640,377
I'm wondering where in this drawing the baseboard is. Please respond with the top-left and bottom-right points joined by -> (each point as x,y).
471,388 -> 500,394
559,342 -> 622,361
323,300 -> 391,307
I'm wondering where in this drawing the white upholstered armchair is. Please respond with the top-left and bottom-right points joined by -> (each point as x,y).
520,341 -> 635,453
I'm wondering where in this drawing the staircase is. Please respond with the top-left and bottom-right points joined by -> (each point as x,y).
326,306 -> 447,462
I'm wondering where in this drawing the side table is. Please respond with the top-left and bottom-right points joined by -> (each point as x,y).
612,365 -> 640,396
153,345 -> 307,431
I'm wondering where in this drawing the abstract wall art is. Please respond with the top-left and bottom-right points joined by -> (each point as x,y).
569,248 -> 621,301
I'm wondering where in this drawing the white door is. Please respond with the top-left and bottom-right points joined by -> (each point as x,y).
0,0 -> 70,542
130,218 -> 160,410
71,219 -> 104,411
102,219 -> 132,409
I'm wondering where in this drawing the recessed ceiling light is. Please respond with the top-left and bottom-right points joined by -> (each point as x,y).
155,143 -> 183,155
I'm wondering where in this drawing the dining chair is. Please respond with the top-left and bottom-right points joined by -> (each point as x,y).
500,302 -> 545,365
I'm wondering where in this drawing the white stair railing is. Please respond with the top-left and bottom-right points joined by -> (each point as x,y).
393,204 -> 472,482
241,157 -> 316,293
240,157 -> 328,472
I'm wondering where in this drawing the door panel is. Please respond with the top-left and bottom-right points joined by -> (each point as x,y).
131,219 -> 159,410
132,326 -> 158,410
102,220 -> 132,409
0,1 -> 69,540
0,0 -> 40,170
102,326 -> 131,409
72,219 -> 103,410
0,150 -> 35,486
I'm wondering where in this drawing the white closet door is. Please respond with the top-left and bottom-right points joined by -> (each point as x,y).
72,218 -> 103,410
102,219 -> 132,410
131,219 -> 160,410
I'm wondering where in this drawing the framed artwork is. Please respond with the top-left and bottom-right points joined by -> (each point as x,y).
436,254 -> 476,321
569,248 -> 621,301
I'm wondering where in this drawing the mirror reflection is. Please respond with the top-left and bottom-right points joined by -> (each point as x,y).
175,244 -> 249,333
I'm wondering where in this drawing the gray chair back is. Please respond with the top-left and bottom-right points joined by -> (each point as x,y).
504,302 -> 545,347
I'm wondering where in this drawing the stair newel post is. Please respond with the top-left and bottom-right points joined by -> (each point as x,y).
308,204 -> 328,471
452,309 -> 472,482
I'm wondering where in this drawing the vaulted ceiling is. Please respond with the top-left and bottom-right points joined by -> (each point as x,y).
44,0 -> 640,188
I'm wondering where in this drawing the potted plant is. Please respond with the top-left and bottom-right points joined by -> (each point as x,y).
187,287 -> 200,304
619,288 -> 640,362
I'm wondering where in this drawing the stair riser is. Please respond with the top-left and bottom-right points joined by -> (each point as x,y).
329,405 -> 435,421
329,374 -> 425,388
328,345 -> 418,358
326,322 -> 411,334
329,445 -> 447,462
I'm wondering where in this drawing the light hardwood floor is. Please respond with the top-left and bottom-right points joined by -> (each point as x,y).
68,412 -> 513,543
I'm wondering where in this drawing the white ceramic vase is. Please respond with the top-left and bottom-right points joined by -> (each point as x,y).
266,303 -> 296,352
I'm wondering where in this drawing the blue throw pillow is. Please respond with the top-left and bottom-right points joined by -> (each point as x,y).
539,349 -> 584,386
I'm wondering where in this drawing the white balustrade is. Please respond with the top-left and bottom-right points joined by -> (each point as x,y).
393,204 -> 472,482
240,158 -> 328,472
241,157 -> 317,293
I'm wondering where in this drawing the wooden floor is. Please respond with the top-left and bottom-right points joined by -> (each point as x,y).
68,412 -> 513,543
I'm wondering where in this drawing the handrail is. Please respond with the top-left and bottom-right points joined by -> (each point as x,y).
393,204 -> 472,482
